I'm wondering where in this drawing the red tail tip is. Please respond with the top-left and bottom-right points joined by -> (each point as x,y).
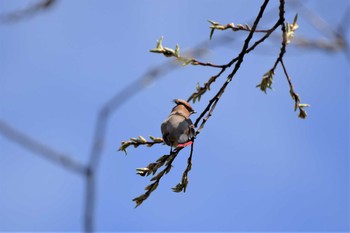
177,141 -> 193,148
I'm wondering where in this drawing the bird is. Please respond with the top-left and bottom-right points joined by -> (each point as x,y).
161,99 -> 196,150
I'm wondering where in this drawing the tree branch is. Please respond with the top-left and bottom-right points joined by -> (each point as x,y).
194,0 -> 271,134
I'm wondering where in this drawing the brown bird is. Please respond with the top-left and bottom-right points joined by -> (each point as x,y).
161,99 -> 196,149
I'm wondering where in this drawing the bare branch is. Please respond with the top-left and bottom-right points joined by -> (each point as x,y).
132,149 -> 182,207
280,59 -> 310,119
172,142 -> 194,193
194,0 -> 271,134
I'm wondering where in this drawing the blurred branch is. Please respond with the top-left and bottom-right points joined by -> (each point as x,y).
0,120 -> 86,175
288,0 -> 349,59
292,36 -> 346,52
288,0 -> 340,38
0,0 -> 56,24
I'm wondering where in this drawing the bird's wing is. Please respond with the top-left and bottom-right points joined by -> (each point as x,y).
161,120 -> 170,146
186,118 -> 195,139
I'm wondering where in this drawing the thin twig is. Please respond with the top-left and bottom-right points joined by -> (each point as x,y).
172,142 -> 194,192
280,58 -> 300,112
187,67 -> 227,103
191,59 -> 226,68
280,58 -> 294,93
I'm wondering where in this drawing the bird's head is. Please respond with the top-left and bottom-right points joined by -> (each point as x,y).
171,99 -> 196,117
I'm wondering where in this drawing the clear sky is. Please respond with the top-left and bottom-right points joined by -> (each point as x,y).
0,0 -> 349,232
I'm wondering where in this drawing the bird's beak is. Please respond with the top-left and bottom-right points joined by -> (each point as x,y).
191,110 -> 197,114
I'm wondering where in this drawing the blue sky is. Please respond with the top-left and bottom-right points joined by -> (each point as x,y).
0,0 -> 349,232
